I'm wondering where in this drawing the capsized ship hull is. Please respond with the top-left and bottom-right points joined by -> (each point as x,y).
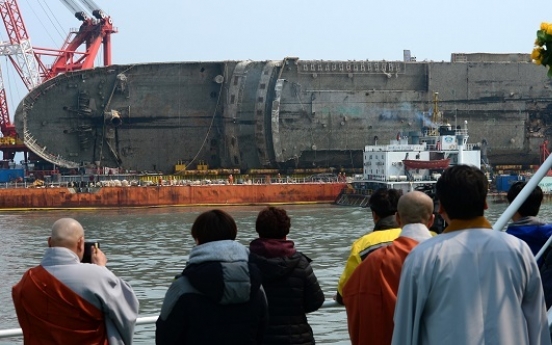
0,183 -> 344,210
15,53 -> 552,173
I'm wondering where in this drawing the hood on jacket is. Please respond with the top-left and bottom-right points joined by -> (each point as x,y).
182,240 -> 262,305
249,238 -> 296,258
249,239 -> 311,283
510,216 -> 546,227
373,215 -> 399,231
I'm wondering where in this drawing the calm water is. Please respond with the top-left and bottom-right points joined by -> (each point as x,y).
0,199 -> 547,344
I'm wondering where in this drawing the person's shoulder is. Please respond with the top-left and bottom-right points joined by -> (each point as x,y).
356,228 -> 401,242
493,229 -> 533,246
403,234 -> 447,260
364,243 -> 388,261
80,263 -> 123,281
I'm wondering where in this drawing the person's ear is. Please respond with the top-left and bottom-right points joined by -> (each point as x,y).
76,236 -> 85,259
395,212 -> 402,227
427,214 -> 436,228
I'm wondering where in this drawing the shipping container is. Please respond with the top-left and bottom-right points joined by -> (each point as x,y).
0,169 -> 24,183
495,175 -> 525,193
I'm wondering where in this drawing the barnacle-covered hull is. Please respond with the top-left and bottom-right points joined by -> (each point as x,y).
15,53 -> 552,173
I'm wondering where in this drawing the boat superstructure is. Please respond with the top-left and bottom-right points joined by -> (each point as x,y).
335,99 -> 482,206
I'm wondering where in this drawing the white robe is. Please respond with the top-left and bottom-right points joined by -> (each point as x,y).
392,228 -> 551,345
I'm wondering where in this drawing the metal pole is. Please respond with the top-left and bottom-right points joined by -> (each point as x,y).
493,153 -> 552,231
536,234 -> 552,262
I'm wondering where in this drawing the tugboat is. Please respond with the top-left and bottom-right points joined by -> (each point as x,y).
335,92 -> 483,207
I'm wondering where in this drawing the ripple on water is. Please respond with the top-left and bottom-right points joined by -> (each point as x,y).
0,201 -> 516,344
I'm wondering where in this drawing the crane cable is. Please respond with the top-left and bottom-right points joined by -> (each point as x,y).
26,0 -> 66,46
184,64 -> 226,170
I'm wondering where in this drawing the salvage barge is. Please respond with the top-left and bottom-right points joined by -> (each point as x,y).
0,182 -> 344,210
14,52 -> 552,174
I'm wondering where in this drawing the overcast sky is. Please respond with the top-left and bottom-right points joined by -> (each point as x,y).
1,0 -> 549,114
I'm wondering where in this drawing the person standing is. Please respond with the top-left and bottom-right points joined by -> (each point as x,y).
156,209 -> 268,344
505,181 -> 552,257
249,206 -> 324,345
335,188 -> 402,304
343,191 -> 434,345
505,181 -> 552,308
12,218 -> 139,345
392,165 -> 551,345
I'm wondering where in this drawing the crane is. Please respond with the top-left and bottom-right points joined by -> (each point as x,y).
0,0 -> 116,162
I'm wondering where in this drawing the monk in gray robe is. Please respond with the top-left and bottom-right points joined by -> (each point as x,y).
13,217 -> 139,345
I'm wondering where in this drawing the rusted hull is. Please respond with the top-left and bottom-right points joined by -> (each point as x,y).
0,183 -> 345,210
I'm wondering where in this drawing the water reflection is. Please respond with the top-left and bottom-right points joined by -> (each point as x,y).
0,200 -> 536,344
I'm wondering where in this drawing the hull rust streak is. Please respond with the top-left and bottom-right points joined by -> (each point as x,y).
0,183 -> 344,210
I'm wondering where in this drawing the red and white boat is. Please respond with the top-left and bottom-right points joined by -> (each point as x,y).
336,94 -> 487,207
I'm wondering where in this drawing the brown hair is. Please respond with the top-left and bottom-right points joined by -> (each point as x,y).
255,206 -> 290,239
191,209 -> 237,244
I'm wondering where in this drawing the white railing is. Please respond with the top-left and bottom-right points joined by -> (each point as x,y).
2,299 -> 552,339
0,300 -> 340,339
23,130 -> 80,169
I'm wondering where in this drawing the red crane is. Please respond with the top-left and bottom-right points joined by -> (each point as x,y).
0,0 -> 116,162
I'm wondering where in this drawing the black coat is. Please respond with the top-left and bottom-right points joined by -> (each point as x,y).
156,240 -> 268,345
249,238 -> 325,345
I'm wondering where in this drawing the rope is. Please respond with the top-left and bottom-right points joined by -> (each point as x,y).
184,64 -> 226,170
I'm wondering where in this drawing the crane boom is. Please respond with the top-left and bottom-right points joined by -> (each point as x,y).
0,0 -> 43,89
0,0 -> 116,163
59,0 -> 90,21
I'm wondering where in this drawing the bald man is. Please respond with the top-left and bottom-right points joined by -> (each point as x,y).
342,191 -> 434,345
12,218 -> 139,345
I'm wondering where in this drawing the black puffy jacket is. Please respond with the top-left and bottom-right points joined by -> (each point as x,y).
249,238 -> 325,345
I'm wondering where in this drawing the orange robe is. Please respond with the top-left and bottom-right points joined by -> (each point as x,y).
342,236 -> 419,345
12,265 -> 108,345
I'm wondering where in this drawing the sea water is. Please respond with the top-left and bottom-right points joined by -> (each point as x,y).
0,199 -> 544,344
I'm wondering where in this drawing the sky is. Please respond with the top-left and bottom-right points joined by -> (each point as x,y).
0,0 -> 549,118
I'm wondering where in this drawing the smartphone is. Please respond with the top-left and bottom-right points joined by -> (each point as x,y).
81,241 -> 100,263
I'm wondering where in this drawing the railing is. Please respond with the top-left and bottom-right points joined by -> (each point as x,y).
0,300 -> 340,339
23,130 -> 80,169
0,176 -> 346,190
2,298 -> 552,339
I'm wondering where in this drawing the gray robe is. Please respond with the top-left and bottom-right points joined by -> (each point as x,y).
41,247 -> 139,345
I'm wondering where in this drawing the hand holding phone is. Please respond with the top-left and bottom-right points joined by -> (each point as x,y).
81,241 -> 102,264
91,245 -> 107,267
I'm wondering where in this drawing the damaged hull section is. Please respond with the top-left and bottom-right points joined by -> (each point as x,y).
15,54 -> 552,173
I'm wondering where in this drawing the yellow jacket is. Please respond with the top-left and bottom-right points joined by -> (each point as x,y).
337,228 -> 402,297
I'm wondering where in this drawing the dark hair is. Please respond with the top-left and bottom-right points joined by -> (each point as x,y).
369,188 -> 401,218
191,209 -> 237,245
507,181 -> 543,217
255,206 -> 290,239
436,165 -> 488,220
